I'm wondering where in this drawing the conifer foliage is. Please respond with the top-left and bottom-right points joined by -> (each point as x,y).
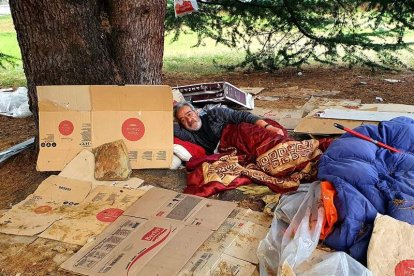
166,0 -> 414,70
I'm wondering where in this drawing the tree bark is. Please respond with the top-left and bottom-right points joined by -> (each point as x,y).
9,0 -> 166,134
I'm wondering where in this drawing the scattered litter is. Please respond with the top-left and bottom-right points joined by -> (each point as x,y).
384,78 -> 404,83
0,87 -> 13,93
174,0 -> 198,17
297,72 -> 303,76
175,82 -> 254,109
375,96 -> 384,102
359,81 -> 368,85
0,87 -> 32,118
239,87 -> 265,95
270,86 -> 340,99
301,97 -> 361,116
316,108 -> 414,121
0,138 -> 35,164
254,95 -> 280,101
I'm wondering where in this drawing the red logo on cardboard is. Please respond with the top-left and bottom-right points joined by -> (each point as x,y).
122,118 -> 145,141
34,205 -> 52,214
96,208 -> 124,222
59,120 -> 74,136
395,260 -> 414,276
142,227 -> 167,242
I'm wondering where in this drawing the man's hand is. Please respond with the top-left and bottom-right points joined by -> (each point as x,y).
265,124 -> 285,136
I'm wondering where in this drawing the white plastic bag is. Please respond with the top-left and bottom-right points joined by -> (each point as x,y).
174,0 -> 198,17
0,87 -> 32,118
257,181 -> 372,276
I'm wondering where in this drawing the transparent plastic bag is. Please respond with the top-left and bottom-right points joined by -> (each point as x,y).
257,181 -> 372,276
0,87 -> 32,118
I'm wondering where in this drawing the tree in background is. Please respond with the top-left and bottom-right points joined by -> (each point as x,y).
9,0 -> 166,129
166,0 -> 414,70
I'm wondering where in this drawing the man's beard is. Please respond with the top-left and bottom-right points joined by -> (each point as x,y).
188,119 -> 202,131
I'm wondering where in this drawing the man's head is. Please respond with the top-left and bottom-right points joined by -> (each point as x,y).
174,102 -> 202,131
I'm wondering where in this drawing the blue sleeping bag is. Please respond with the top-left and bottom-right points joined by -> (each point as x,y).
318,116 -> 414,263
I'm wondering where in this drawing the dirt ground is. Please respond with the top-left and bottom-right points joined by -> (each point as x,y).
0,67 -> 413,275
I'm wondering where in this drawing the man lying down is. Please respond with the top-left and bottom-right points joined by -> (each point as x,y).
173,101 -> 285,155
172,101 -> 330,197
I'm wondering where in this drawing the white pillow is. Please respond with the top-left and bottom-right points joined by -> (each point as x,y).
170,154 -> 182,170
173,144 -> 192,161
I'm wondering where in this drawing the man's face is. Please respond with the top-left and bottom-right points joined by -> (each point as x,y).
176,105 -> 202,131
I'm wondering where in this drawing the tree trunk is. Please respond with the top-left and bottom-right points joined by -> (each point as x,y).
9,0 -> 166,135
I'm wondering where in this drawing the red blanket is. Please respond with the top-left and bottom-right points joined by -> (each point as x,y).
185,121 -> 331,197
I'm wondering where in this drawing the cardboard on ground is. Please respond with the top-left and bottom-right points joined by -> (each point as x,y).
252,107 -> 304,130
36,85 -> 173,171
368,215 -> 414,276
39,185 -> 148,245
0,175 -> 91,236
61,188 -> 237,276
123,187 -> 237,230
58,149 -> 144,189
295,103 -> 414,135
178,214 -> 269,275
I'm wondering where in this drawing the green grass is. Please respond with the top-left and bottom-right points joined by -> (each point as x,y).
0,13 -> 413,88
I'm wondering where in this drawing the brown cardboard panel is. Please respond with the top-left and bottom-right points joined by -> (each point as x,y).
137,225 -> 213,276
294,117 -> 378,135
37,85 -> 91,111
228,207 -> 272,228
39,185 -> 148,245
90,85 -> 172,111
123,187 -> 237,230
60,216 -> 212,276
0,175 -> 91,236
252,107 -> 304,130
92,110 -> 173,169
179,252 -> 257,276
179,216 -> 269,275
37,85 -> 173,171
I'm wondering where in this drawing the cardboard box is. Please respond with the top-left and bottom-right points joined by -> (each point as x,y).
123,187 -> 237,230
60,216 -> 212,276
61,188 -> 237,276
36,85 -> 173,171
175,82 -> 254,109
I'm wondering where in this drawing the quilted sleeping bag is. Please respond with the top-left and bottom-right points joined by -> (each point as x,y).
318,116 -> 414,263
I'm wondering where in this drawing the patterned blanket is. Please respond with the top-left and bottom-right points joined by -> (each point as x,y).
185,121 -> 331,197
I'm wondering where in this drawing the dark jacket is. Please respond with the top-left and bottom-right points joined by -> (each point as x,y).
174,107 -> 260,153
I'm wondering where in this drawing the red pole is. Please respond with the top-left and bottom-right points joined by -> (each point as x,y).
333,123 -> 402,153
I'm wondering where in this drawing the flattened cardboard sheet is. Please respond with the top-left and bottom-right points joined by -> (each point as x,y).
252,107 -> 303,130
123,187 -> 237,230
39,185 -> 148,245
178,216 -> 268,276
61,216 -> 212,276
0,175 -> 91,236
179,252 -> 257,276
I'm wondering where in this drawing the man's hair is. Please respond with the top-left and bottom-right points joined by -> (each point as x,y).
173,101 -> 196,120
